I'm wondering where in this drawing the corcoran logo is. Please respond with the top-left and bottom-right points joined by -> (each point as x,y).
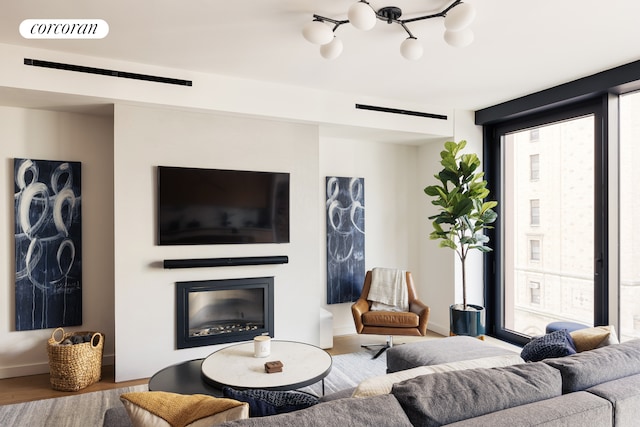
20,19 -> 109,39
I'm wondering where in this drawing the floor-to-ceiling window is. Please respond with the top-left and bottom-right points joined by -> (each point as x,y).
503,115 -> 596,337
478,60 -> 640,346
619,90 -> 640,341
484,101 -> 605,344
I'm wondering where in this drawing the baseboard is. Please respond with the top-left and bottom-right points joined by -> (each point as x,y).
333,325 -> 356,336
0,362 -> 49,379
0,354 -> 115,379
427,322 -> 449,337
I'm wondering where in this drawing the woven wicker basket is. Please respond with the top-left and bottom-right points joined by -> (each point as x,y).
47,327 -> 104,391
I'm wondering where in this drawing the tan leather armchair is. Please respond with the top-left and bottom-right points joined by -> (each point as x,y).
352,270 -> 430,358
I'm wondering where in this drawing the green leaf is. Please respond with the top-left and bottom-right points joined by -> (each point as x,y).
481,209 -> 498,224
452,198 -> 473,217
481,201 -> 498,213
432,221 -> 444,234
424,185 -> 442,197
440,239 -> 457,250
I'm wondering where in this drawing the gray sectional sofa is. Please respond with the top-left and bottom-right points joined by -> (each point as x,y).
105,338 -> 640,427
217,339 -> 640,427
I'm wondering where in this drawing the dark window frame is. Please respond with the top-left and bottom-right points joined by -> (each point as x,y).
480,97 -> 608,346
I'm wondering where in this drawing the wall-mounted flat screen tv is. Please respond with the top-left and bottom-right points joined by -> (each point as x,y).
158,166 -> 290,245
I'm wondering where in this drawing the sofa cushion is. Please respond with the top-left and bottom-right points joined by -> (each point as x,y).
520,330 -> 576,362
222,387 -> 317,417
352,354 -> 524,398
216,394 -> 413,427
120,391 -> 248,427
544,339 -> 640,393
570,325 -> 618,352
444,391 -> 612,427
386,335 -> 518,373
362,310 -> 419,328
391,362 -> 562,427
587,373 -> 640,427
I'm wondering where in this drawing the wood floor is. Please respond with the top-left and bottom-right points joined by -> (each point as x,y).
0,332 -> 444,406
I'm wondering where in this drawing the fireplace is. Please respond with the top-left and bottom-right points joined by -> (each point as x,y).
176,277 -> 274,349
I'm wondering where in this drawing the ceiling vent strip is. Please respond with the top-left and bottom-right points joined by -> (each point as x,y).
24,58 -> 192,86
355,103 -> 447,120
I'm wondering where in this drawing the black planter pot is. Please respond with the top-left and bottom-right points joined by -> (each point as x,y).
449,304 -> 486,337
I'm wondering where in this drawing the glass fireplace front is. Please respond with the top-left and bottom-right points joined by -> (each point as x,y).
176,277 -> 274,349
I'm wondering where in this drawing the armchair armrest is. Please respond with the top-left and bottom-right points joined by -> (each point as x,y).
351,298 -> 370,333
410,299 -> 430,336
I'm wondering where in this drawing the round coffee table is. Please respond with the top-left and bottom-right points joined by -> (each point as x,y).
201,340 -> 332,394
149,359 -> 222,397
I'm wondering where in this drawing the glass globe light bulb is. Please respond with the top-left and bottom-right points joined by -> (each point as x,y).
444,28 -> 474,47
320,37 -> 343,59
400,37 -> 423,60
302,20 -> 334,45
444,3 -> 476,32
348,1 -> 376,31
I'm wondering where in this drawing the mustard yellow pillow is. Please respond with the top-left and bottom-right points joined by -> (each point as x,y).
570,325 -> 619,352
120,391 -> 249,427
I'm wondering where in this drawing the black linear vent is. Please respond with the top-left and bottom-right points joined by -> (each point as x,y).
355,103 -> 447,120
24,58 -> 192,86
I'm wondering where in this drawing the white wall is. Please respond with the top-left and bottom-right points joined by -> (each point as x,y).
0,106 -> 114,378
0,42 -> 453,139
0,104 -> 483,380
319,137 -> 422,335
0,42 -> 486,380
453,110 -> 486,309
416,110 -> 485,336
112,104 -> 323,381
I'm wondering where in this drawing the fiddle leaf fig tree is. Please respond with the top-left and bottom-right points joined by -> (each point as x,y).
424,140 -> 498,310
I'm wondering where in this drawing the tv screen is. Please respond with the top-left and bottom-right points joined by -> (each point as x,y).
158,166 -> 290,245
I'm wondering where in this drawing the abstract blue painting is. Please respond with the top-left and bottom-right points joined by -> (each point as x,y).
14,158 -> 82,331
326,176 -> 365,304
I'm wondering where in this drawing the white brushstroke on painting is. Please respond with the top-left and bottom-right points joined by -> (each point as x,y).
53,188 -> 76,237
19,182 -> 49,238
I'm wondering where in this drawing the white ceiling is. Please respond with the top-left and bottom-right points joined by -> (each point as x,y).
2,0 -> 640,112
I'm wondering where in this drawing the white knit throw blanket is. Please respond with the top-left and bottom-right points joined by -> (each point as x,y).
368,268 -> 409,312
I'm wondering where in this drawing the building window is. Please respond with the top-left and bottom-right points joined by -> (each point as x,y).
529,281 -> 541,304
530,199 -> 540,225
530,239 -> 541,261
530,154 -> 540,180
530,128 -> 540,142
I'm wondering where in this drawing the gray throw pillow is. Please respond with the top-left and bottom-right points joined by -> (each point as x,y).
391,362 -> 562,427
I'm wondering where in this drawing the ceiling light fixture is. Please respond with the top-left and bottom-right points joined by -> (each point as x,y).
302,0 -> 475,61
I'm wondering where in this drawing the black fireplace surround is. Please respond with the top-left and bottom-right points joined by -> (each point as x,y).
176,277 -> 274,349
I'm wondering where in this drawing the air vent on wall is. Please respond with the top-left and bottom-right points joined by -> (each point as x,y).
355,103 -> 447,120
24,58 -> 192,86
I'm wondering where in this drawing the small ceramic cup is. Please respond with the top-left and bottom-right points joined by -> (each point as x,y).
254,335 -> 271,358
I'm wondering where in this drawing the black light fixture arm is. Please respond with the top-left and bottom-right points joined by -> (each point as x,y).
399,0 -> 463,24
312,14 -> 349,32
400,22 -> 416,39
312,0 -> 465,34
304,0 -> 474,60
